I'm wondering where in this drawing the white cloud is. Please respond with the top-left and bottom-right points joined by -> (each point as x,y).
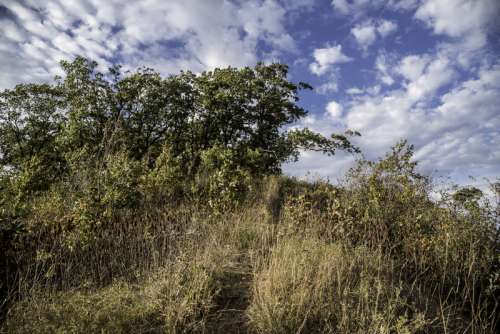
331,0 -> 386,16
405,55 -> 455,102
351,23 -> 377,49
1,18 -> 28,43
331,0 -> 351,15
346,87 -> 364,95
412,63 -> 500,176
294,52 -> 499,183
396,54 -> 431,81
283,150 -> 356,182
297,1 -> 499,185
351,20 -> 398,51
375,52 -> 395,86
342,58 -> 499,179
0,0 -> 299,89
415,0 -> 500,51
326,101 -> 343,119
377,20 -> 398,37
387,0 -> 420,11
316,81 -> 339,94
281,0 -> 316,10
309,44 -> 352,75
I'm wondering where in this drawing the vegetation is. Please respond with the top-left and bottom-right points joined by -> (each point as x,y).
1,58 -> 499,333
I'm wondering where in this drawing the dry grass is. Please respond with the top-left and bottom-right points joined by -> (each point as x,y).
1,174 -> 498,333
5,227 -> 247,334
247,237 -> 429,334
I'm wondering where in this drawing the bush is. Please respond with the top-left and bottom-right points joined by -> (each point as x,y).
140,145 -> 186,206
2,142 -> 498,333
196,146 -> 254,211
276,142 -> 499,332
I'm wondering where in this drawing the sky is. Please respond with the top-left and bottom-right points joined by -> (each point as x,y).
1,0 -> 499,187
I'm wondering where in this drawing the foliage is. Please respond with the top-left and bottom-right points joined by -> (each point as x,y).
0,57 -> 358,201
0,58 -> 360,320
1,142 -> 499,332
0,57 -> 498,332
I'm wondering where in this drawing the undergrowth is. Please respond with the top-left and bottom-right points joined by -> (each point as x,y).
1,143 -> 499,333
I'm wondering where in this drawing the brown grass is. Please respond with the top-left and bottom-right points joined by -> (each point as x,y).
1,175 -> 498,333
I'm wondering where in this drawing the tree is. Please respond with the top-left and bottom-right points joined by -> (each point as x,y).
0,56 -> 360,198
0,83 -> 65,195
452,186 -> 483,204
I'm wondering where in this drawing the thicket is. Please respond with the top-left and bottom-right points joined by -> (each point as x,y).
0,58 -> 499,333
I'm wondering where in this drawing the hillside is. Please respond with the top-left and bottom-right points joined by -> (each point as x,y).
0,59 -> 499,333
2,149 -> 499,333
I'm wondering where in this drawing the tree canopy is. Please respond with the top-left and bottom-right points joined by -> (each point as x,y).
0,57 -> 359,200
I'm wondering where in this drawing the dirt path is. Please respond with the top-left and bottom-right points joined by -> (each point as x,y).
206,254 -> 253,333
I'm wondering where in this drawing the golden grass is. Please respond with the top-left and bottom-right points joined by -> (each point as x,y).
247,237 -> 429,334
1,175 -> 498,333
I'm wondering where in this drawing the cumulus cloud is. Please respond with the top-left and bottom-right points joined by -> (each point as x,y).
375,52 -> 396,86
281,0 -> 316,10
331,0 -> 386,16
396,54 -> 431,81
377,20 -> 398,37
283,150 -> 356,182
316,81 -> 339,94
326,101 -> 343,119
0,0 -> 299,89
334,0 -> 498,56
342,57 -> 499,179
351,19 -> 398,51
309,44 -> 352,75
413,64 -> 500,177
290,0 -> 499,185
294,48 -> 499,183
415,0 -> 500,51
346,87 -> 364,95
386,0 -> 420,11
351,23 -> 377,49
405,55 -> 456,101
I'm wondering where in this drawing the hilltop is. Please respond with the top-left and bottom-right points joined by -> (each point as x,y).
0,59 -> 498,333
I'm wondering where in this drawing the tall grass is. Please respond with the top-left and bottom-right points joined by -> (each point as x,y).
248,237 -> 429,333
1,152 -> 498,333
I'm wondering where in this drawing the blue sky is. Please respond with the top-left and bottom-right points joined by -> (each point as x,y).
1,0 -> 499,187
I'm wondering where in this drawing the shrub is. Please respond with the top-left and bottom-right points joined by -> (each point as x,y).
276,142 -> 499,332
140,145 -> 186,206
195,146 -> 254,211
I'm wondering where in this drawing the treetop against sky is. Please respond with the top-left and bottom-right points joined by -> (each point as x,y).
0,0 -> 499,186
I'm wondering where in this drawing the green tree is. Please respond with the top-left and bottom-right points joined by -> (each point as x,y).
0,83 -> 65,198
0,56 -> 360,200
452,186 -> 483,204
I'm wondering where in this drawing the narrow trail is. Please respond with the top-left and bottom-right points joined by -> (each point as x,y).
206,254 -> 253,334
